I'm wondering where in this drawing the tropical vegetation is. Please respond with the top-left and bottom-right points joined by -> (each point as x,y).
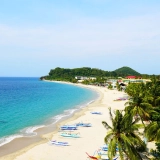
114,66 -> 140,77
102,76 -> 160,160
102,108 -> 145,160
40,66 -> 160,159
41,66 -> 159,83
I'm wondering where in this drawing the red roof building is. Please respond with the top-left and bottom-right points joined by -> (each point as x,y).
126,76 -> 142,79
126,76 -> 136,79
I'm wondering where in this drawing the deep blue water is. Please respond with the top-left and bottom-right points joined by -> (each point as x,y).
0,78 -> 98,146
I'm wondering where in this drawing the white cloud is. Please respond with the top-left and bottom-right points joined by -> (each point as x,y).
0,12 -> 160,58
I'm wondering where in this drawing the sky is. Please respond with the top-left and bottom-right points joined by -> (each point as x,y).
0,0 -> 160,76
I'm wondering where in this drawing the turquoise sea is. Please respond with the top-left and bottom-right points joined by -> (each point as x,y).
0,77 -> 98,146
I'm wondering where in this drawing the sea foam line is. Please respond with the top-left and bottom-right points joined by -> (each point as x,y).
50,109 -> 78,125
0,134 -> 23,147
20,125 -> 45,136
49,99 -> 96,126
0,94 -> 98,147
0,125 -> 45,147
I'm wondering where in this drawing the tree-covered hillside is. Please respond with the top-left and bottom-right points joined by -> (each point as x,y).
114,66 -> 140,76
40,66 -> 142,82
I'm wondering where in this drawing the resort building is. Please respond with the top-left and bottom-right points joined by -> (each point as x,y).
125,76 -> 142,79
75,76 -> 88,80
75,76 -> 96,82
123,76 -> 150,83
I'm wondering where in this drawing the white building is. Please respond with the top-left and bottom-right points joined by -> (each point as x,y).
75,76 -> 96,80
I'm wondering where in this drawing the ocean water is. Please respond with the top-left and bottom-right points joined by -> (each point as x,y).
0,77 -> 98,146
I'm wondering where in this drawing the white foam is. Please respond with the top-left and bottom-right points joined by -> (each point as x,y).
49,108 -> 78,125
0,91 -> 99,147
0,125 -> 46,147
51,114 -> 67,124
0,134 -> 23,147
76,99 -> 95,109
21,125 -> 45,136
64,109 -> 78,115
49,99 -> 96,126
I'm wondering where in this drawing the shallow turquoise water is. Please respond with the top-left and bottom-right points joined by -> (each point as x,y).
0,78 -> 98,146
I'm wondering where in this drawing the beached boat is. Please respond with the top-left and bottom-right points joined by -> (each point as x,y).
100,155 -> 118,160
114,97 -> 127,101
60,125 -> 77,130
49,140 -> 69,146
97,150 -> 119,157
101,144 -> 118,151
76,122 -> 92,127
97,150 -> 108,156
60,132 -> 80,138
101,144 -> 108,151
91,111 -> 101,114
86,152 -> 118,160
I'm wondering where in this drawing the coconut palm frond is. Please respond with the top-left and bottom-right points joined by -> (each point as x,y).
108,138 -> 117,160
104,131 -> 113,144
102,121 -> 112,130
155,128 -> 160,142
132,123 -> 144,130
155,96 -> 160,106
145,122 -> 158,140
117,141 -> 124,160
120,133 -> 132,145
140,103 -> 152,109
125,101 -> 130,106
129,144 -> 143,160
130,133 -> 145,147
108,107 -> 114,123
110,138 -> 117,158
132,117 -> 141,125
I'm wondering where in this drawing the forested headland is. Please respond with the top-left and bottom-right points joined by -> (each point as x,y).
40,66 -> 158,82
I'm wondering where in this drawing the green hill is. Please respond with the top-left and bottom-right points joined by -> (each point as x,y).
40,66 -> 142,82
114,66 -> 140,76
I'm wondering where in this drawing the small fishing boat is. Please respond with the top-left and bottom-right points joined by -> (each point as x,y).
60,125 -> 77,130
101,144 -> 118,151
60,132 -> 80,138
90,112 -> 102,115
49,140 -> 69,146
101,144 -> 108,151
76,122 -> 92,127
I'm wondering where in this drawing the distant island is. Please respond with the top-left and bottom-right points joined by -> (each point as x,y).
40,66 -> 155,83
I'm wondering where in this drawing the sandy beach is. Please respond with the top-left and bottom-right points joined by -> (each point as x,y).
0,83 -> 128,160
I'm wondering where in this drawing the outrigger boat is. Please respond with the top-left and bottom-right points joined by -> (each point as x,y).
60,125 -> 77,130
90,112 -> 102,115
101,144 -> 119,151
86,152 -> 118,160
48,140 -> 69,146
76,122 -> 92,127
60,132 -> 80,138
101,144 -> 108,151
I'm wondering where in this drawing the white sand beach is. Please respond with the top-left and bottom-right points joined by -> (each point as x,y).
0,84 -> 132,160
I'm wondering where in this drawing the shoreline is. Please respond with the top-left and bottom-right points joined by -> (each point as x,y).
0,81 -> 101,159
0,81 -> 126,160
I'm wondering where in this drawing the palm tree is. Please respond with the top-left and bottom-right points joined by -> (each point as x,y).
116,81 -> 121,91
145,121 -> 160,142
125,83 -> 154,124
145,77 -> 160,107
144,105 -> 160,143
108,83 -> 113,90
102,108 -> 145,160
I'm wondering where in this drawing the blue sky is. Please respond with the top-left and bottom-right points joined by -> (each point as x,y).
0,0 -> 160,76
